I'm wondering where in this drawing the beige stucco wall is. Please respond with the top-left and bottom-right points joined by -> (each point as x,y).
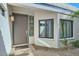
34,10 -> 79,48
73,17 -> 79,40
59,14 -> 79,40
59,14 -> 79,47
34,10 -> 59,48
9,5 -> 61,48
59,14 -> 74,39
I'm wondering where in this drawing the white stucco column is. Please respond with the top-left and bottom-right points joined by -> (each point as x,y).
54,13 -> 60,48
0,4 -> 12,55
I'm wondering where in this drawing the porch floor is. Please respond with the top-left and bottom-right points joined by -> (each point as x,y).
30,44 -> 79,56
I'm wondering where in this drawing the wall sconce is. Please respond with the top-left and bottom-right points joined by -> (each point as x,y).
10,15 -> 14,22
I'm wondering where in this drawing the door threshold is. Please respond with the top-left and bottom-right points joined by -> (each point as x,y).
13,43 -> 29,47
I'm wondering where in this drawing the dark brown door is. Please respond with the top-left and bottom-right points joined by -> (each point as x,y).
14,14 -> 28,45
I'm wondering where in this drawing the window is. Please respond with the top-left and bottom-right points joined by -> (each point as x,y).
60,20 -> 73,38
0,5 -> 5,16
29,16 -> 34,36
39,19 -> 54,38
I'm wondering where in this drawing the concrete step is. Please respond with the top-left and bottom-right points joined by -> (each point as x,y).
12,44 -> 29,56
13,48 -> 29,55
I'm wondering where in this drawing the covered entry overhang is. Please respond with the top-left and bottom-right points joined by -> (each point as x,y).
8,4 -> 35,45
8,3 -> 78,14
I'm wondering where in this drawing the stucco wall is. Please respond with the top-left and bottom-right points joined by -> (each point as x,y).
8,4 -> 79,48
59,14 -> 79,47
8,5 -> 60,48
0,27 -> 7,55
34,10 -> 79,48
73,17 -> 79,40
0,4 -> 12,55
34,10 -> 59,48
59,14 -> 79,40
59,14 -> 74,39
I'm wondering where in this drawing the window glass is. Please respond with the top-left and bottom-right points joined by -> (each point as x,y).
47,20 -> 53,38
29,16 -> 34,36
39,19 -> 54,38
39,21 -> 46,37
60,20 -> 73,38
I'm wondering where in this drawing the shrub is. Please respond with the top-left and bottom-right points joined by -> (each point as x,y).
71,40 -> 79,48
61,39 -> 68,48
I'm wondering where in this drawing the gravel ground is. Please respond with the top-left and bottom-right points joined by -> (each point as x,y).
30,45 -> 79,56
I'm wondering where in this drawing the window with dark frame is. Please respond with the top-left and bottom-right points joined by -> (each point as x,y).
29,16 -> 34,36
39,19 -> 54,38
0,5 -> 5,16
60,20 -> 73,38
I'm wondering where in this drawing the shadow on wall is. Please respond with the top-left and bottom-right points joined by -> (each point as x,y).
0,30 -> 7,56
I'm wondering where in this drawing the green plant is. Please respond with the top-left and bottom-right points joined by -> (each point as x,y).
71,40 -> 79,48
71,10 -> 79,18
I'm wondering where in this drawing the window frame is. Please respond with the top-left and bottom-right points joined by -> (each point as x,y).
60,19 -> 73,38
29,16 -> 34,36
39,19 -> 54,38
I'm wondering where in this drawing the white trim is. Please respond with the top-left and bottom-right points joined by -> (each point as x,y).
28,15 -> 30,44
60,37 -> 74,40
9,3 -> 73,15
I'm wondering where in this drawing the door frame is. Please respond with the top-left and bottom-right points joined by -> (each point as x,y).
12,13 -> 30,45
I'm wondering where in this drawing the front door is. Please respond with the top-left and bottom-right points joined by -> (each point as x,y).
13,13 -> 28,45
